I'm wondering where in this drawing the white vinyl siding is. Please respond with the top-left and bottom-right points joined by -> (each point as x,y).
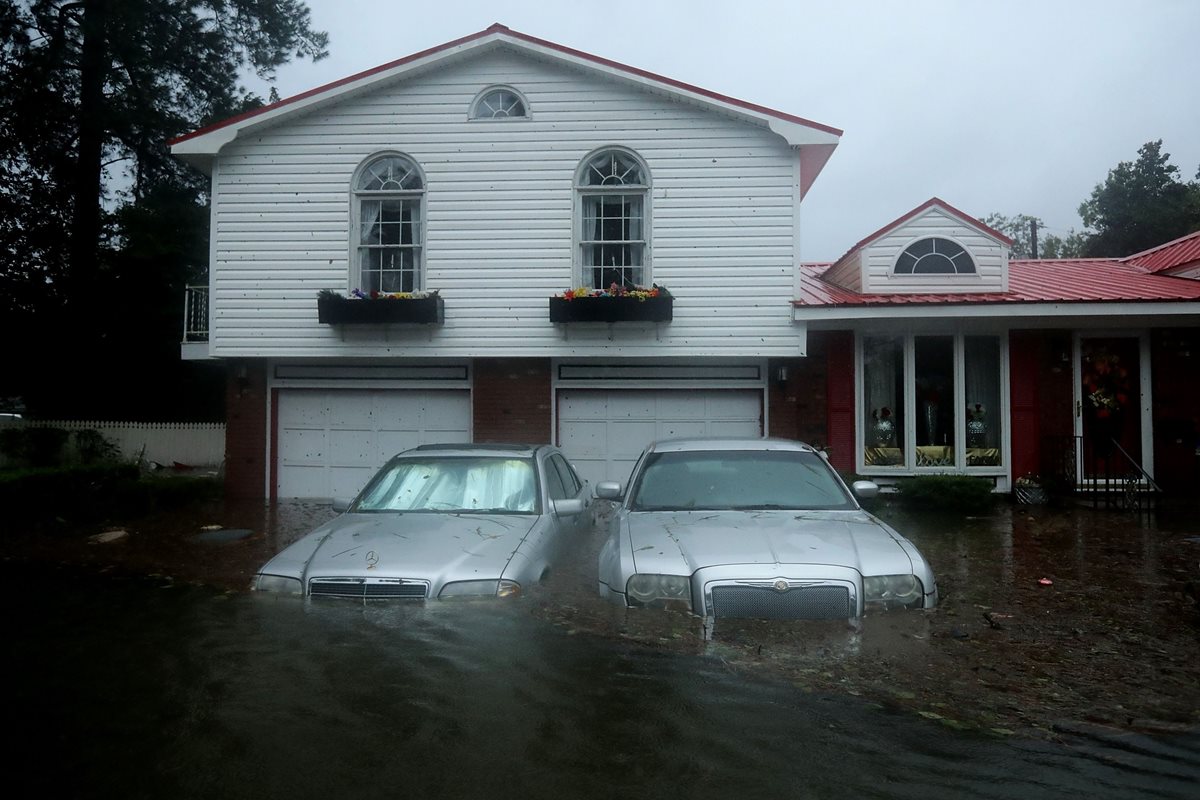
862,209 -> 1007,294
206,49 -> 800,358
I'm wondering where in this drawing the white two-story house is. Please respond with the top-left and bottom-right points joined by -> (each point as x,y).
173,24 -> 841,500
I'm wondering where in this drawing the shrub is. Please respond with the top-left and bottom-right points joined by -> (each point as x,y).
895,474 -> 996,512
0,465 -> 219,525
73,429 -> 120,465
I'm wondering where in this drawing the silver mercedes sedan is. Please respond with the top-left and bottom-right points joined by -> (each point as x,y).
596,438 -> 938,619
254,444 -> 591,600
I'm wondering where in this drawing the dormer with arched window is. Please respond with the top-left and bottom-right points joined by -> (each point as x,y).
820,198 -> 1011,295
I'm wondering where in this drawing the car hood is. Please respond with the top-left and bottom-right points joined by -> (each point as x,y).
265,512 -> 538,580
626,510 -> 912,577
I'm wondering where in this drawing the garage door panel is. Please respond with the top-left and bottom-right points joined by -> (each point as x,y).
277,389 -> 470,499
424,395 -> 472,430
328,430 -> 376,466
278,428 -> 327,465
558,389 -> 762,497
657,420 -> 709,440
607,393 -> 657,419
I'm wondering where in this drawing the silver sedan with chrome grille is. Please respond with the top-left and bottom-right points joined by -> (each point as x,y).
253,444 -> 591,601
596,438 -> 937,620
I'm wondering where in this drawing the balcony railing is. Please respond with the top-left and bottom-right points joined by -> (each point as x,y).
183,285 -> 208,343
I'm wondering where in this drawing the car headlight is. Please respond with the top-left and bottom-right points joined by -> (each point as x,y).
254,574 -> 302,594
438,579 -> 522,599
863,574 -> 924,609
625,574 -> 692,610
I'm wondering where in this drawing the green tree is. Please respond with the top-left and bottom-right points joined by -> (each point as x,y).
981,213 -> 1043,259
0,1 -> 327,418
1039,230 -> 1087,259
1078,140 -> 1200,257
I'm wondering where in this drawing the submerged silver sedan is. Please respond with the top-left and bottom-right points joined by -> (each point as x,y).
254,444 -> 591,600
596,438 -> 937,619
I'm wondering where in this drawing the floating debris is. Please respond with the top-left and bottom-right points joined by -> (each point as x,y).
88,530 -> 129,545
192,528 -> 253,543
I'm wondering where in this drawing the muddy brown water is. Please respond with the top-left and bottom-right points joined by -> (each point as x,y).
8,498 -> 1200,798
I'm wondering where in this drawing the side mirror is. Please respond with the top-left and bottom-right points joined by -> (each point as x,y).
595,481 -> 622,500
553,498 -> 585,516
851,480 -> 880,500
331,497 -> 353,513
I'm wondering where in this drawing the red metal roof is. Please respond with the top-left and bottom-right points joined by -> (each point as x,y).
795,259 -> 1200,308
171,23 -> 842,146
1123,229 -> 1200,274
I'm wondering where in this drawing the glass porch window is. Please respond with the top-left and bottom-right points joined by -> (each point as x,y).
965,336 -> 1002,466
863,335 -> 906,467
915,336 -> 955,466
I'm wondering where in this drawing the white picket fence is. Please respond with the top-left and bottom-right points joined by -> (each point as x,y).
0,420 -> 225,467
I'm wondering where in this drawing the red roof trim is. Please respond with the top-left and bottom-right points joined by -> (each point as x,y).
828,197 -> 1013,271
170,23 -> 842,147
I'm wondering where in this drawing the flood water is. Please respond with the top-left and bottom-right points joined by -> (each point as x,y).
10,500 -> 1200,799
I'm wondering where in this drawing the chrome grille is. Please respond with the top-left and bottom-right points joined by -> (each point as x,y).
309,578 -> 428,600
708,585 -> 852,619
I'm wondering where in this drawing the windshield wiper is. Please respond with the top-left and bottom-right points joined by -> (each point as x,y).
729,504 -> 789,510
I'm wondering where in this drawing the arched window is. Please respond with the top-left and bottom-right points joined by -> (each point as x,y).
576,148 -> 649,290
894,237 -> 976,275
470,87 -> 528,119
353,154 -> 424,293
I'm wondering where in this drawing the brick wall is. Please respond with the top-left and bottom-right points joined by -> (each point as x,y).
223,359 -> 268,499
473,358 -> 552,443
767,347 -> 829,445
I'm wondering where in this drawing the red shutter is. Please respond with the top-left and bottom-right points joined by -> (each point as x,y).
1009,331 -> 1040,479
825,331 -> 855,472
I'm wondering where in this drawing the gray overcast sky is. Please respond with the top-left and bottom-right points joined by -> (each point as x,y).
254,0 -> 1200,261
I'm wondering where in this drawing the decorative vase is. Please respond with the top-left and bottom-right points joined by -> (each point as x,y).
923,401 -> 939,444
967,418 -> 987,448
873,418 -> 895,447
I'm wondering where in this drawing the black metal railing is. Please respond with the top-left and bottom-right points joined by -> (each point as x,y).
1043,434 -> 1160,512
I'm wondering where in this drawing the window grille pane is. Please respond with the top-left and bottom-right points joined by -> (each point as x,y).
964,337 -> 1002,465
863,336 -> 905,467
915,336 -> 955,458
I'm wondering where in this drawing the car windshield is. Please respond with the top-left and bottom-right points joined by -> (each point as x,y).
353,456 -> 539,513
629,450 -> 855,511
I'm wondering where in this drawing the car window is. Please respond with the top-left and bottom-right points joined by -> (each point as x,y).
629,450 -> 855,511
354,456 -> 539,513
543,457 -> 569,500
550,454 -> 582,496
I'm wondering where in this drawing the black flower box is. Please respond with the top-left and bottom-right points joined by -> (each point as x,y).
548,292 -> 673,323
317,292 -> 444,325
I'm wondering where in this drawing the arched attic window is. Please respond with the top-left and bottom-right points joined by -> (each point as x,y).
354,154 -> 425,293
576,148 -> 650,290
894,237 -> 976,275
470,87 -> 528,119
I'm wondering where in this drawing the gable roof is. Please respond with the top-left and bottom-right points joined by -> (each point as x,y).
825,197 -> 1013,274
170,23 -> 842,194
796,258 -> 1200,309
1123,229 -> 1200,274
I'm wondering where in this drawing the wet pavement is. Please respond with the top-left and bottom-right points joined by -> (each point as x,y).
7,496 -> 1200,797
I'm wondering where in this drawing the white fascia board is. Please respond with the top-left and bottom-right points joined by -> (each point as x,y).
793,301 -> 1200,323
170,35 -> 508,159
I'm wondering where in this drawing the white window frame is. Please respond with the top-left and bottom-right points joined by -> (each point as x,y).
892,236 -> 978,276
855,330 -> 1010,476
573,146 -> 651,290
469,85 -> 531,120
350,153 -> 426,293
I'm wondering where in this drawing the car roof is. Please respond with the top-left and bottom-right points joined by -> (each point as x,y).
645,437 -> 820,454
405,442 -> 547,458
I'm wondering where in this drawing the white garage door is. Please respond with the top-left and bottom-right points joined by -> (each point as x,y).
558,389 -> 762,489
277,389 -> 471,499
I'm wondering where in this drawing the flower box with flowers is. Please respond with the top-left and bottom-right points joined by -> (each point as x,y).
548,284 -> 672,323
317,289 -> 444,325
